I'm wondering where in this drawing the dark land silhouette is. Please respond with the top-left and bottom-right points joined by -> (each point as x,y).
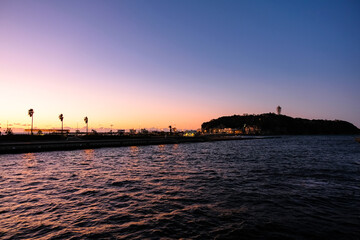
202,113 -> 360,135
1,112 -> 359,154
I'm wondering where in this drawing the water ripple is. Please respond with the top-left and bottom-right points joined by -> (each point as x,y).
0,136 -> 359,239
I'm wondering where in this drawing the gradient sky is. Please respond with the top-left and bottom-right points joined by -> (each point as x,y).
1,0 -> 360,132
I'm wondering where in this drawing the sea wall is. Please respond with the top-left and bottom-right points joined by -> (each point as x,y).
0,136 -> 262,154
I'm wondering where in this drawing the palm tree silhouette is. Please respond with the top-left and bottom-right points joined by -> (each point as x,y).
277,106 -> 282,115
84,116 -> 88,135
59,114 -> 64,134
28,109 -> 34,135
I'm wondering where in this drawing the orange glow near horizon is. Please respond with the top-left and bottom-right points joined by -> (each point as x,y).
0,69 -> 258,132
1,1 -> 359,131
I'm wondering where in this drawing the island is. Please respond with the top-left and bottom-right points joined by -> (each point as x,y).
201,113 -> 360,135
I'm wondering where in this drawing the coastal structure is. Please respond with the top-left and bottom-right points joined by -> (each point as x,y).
0,135 -> 268,154
24,129 -> 70,134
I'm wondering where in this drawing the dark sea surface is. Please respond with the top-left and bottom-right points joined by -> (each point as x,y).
0,136 -> 359,239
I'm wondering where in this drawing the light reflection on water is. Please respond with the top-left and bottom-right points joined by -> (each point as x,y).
0,136 -> 359,239
23,153 -> 37,169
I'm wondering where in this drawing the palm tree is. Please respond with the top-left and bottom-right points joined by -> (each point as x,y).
59,114 -> 64,134
277,106 -> 282,115
84,116 -> 88,135
28,109 -> 34,135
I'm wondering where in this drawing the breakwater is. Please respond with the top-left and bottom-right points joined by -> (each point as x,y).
0,136 -> 268,154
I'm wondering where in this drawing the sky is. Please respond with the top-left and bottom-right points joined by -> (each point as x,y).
1,0 -> 359,132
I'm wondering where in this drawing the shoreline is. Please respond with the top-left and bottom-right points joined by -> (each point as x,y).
0,136 -> 274,155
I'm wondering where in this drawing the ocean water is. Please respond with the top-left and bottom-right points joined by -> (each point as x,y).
0,136 -> 359,239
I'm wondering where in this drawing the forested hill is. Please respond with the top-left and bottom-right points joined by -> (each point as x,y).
201,113 -> 360,135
